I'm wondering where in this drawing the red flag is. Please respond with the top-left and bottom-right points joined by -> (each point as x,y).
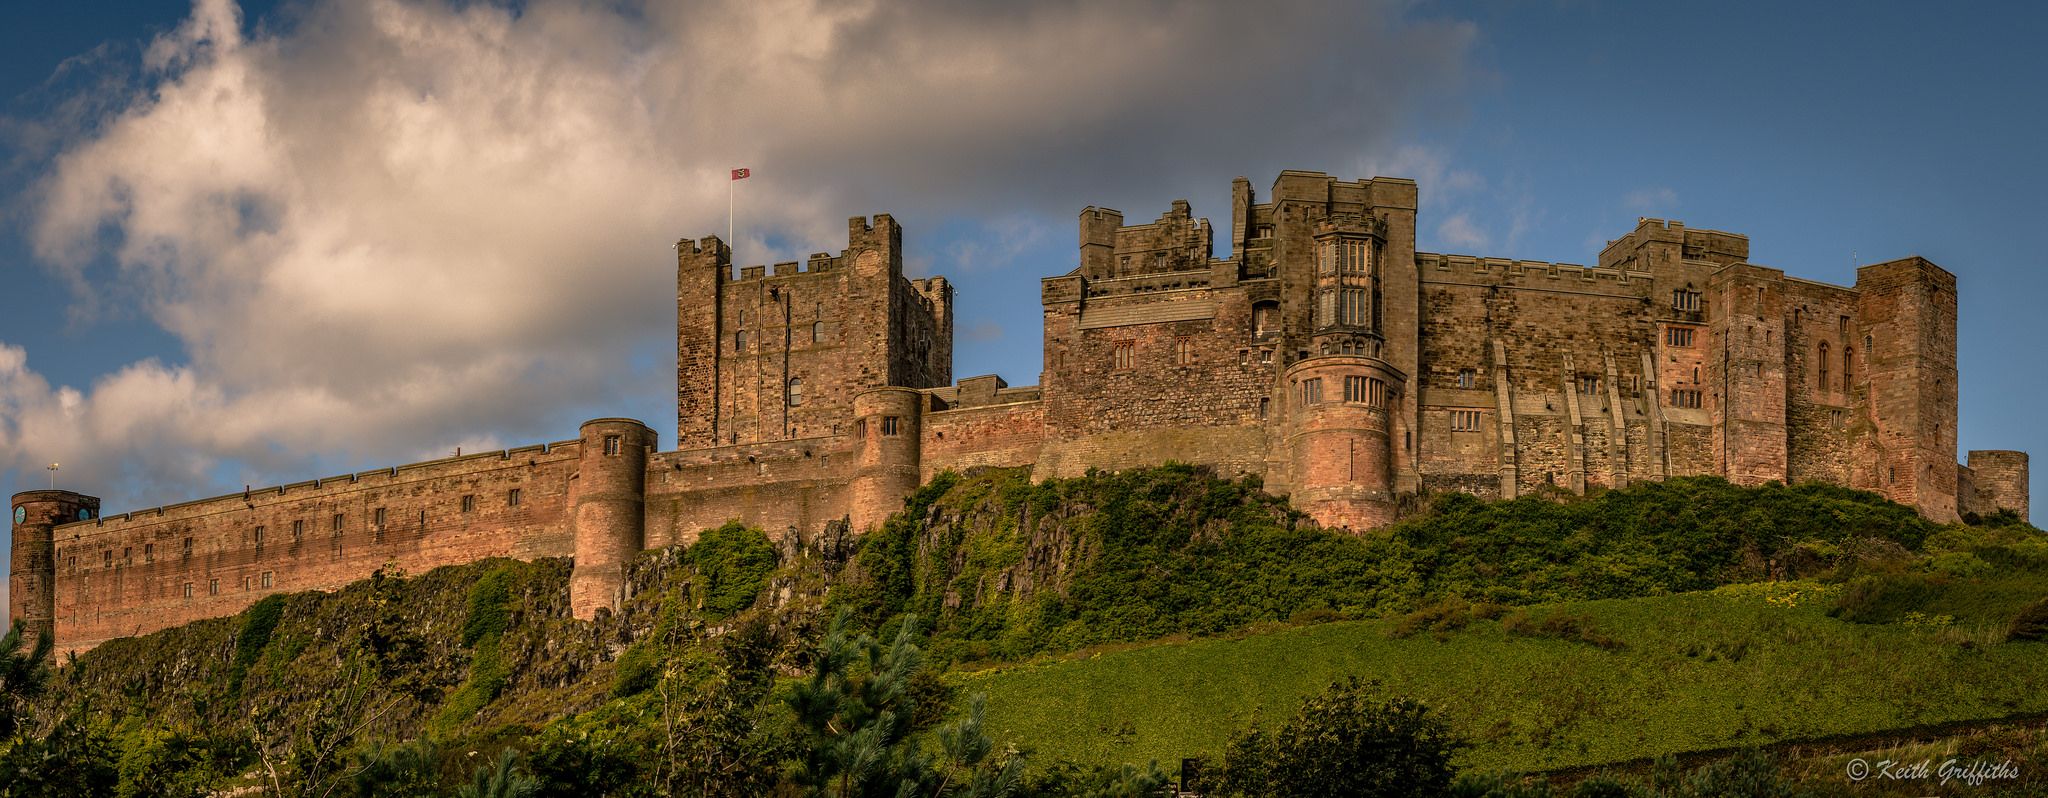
731,168 -> 751,180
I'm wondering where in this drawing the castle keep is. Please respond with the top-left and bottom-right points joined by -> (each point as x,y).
11,170 -> 2030,654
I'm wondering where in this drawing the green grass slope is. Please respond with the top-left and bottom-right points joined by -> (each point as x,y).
959,581 -> 2048,775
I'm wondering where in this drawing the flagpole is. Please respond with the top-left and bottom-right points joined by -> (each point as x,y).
728,176 -> 735,252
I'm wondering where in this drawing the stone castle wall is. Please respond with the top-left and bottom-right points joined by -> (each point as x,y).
15,170 -> 2028,655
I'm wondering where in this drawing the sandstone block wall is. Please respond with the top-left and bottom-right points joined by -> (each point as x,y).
21,171 -> 2022,655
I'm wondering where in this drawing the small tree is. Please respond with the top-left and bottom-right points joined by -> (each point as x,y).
0,620 -> 53,740
1217,677 -> 1461,798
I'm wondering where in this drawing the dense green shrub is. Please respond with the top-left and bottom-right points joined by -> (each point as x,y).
687,522 -> 779,617
2010,598 -> 2048,642
1214,677 -> 1460,798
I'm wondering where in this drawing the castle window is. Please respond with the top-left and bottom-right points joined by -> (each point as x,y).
1239,350 -> 1249,366
1666,327 -> 1695,347
1450,409 -> 1482,432
183,582 -> 193,599
261,571 -> 273,589
374,507 -> 387,528
103,550 -> 112,568
1673,289 -> 1702,312
1839,315 -> 1851,334
1692,366 -> 1700,384
1458,369 -> 1475,389
1672,389 -> 1703,409
1173,338 -> 1195,365
1153,252 -> 1166,270
1252,302 -> 1279,339
253,526 -> 264,547
1843,348 -> 1854,388
1818,342 -> 1830,388
332,513 -> 344,534
1829,409 -> 1847,428
183,537 -> 193,559
1865,334 -> 1873,353
1342,239 -> 1371,275
1258,397 -> 1269,419
1299,378 -> 1324,406
508,488 -> 522,507
1255,225 -> 1273,239
788,377 -> 805,406
1578,374 -> 1600,395
292,520 -> 303,542
1112,342 -> 1134,370
735,330 -> 748,351
738,310 -> 749,326
881,416 -> 901,436
856,419 -> 868,439
1339,288 -> 1368,326
144,543 -> 153,563
462,495 -> 476,513
604,435 -> 622,456
1119,255 -> 1131,272
208,579 -> 219,596
1260,349 -> 1273,364
811,321 -> 824,344
1344,375 -> 1367,403
1318,240 -> 1336,276
419,510 -> 428,529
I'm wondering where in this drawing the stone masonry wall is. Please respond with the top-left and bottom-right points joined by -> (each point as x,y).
48,442 -> 582,655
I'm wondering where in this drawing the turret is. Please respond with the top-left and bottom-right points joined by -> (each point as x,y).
569,418 -> 656,620
849,388 -> 923,532
1283,357 -> 1402,529
10,490 -> 99,645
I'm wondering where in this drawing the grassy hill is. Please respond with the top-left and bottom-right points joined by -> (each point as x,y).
10,464 -> 2044,795
958,581 -> 2048,774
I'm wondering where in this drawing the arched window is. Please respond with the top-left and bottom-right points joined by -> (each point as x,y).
1818,342 -> 1830,389
1251,302 -> 1279,339
811,321 -> 824,344
787,378 -> 805,407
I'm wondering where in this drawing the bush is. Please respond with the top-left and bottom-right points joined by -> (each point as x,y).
688,522 -> 779,617
1215,677 -> 1461,798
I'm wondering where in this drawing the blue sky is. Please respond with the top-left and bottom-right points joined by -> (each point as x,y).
3,1 -> 2043,621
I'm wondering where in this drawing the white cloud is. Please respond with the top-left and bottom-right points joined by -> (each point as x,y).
1623,186 -> 1679,214
1435,212 -> 1488,251
6,0 -> 1476,510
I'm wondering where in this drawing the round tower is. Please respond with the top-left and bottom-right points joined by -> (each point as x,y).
569,418 -> 656,621
10,490 -> 99,644
1282,356 -> 1402,530
849,388 -> 924,533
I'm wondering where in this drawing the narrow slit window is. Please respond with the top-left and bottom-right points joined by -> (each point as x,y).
508,488 -> 522,507
1458,369 -> 1475,389
1112,342 -> 1135,370
462,495 -> 476,513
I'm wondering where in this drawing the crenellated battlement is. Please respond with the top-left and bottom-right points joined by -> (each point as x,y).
1418,251 -> 1653,297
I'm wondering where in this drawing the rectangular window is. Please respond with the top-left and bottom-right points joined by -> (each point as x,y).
183,582 -> 193,599
1673,289 -> 1701,312
1344,375 -> 1367,403
262,571 -> 273,589
183,537 -> 193,558
604,435 -> 622,456
462,495 -> 477,513
1299,378 -> 1324,406
1839,315 -> 1851,334
1578,374 -> 1600,395
1666,327 -> 1695,347
253,526 -> 264,547
332,513 -> 344,534
144,543 -> 154,563
881,416 -> 901,436
374,507 -> 387,527
1671,389 -> 1703,409
1829,408 -> 1847,428
1318,240 -> 1335,276
103,550 -> 112,568
855,419 -> 868,439
1458,369 -> 1476,389
292,520 -> 304,541
1258,397 -> 1269,419
1450,409 -> 1482,432
1173,337 -> 1195,365
508,488 -> 522,507
208,579 -> 219,596
1153,252 -> 1166,270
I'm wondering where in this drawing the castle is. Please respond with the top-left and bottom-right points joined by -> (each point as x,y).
10,170 -> 2030,655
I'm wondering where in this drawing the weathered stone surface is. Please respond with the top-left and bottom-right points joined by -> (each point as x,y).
13,171 -> 2022,656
